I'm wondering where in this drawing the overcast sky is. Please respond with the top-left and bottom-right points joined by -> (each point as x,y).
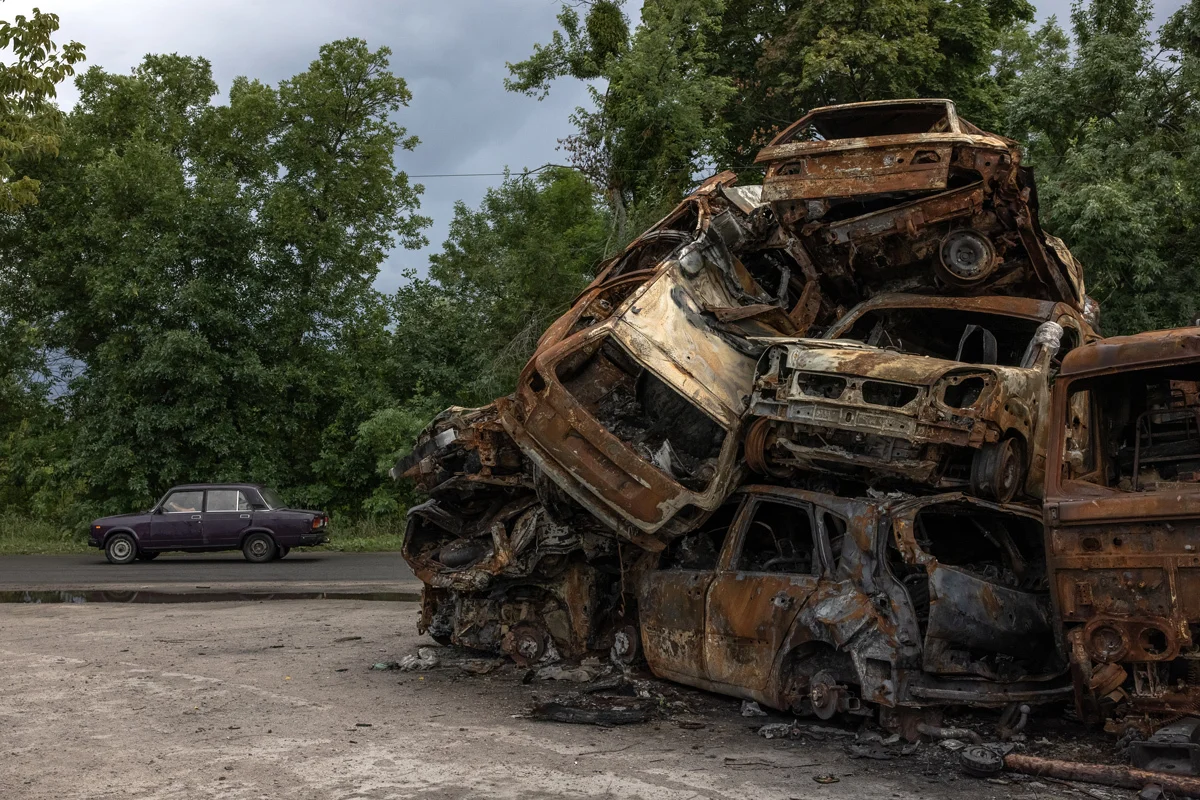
3,0 -> 1187,292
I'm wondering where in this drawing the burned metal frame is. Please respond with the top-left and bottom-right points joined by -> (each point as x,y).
1045,328 -> 1200,729
755,99 -> 1086,309
746,293 -> 1096,501
637,485 -> 1069,734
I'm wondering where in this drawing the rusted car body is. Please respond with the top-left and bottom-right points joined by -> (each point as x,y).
747,293 -> 1097,501
497,172 -> 831,541
639,486 -> 1067,730
755,99 -> 1085,309
1044,328 -> 1200,729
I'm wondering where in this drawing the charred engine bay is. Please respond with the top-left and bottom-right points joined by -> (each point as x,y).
392,98 -> 1200,788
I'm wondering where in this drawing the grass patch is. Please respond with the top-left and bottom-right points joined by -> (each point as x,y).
0,515 -> 89,555
0,513 -> 405,555
317,516 -> 406,553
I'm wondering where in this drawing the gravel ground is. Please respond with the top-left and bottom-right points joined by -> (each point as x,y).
0,601 -> 1131,800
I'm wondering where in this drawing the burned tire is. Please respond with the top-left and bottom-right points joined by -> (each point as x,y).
105,533 -> 137,565
136,552 -> 159,561
242,532 -> 277,563
971,436 -> 1025,503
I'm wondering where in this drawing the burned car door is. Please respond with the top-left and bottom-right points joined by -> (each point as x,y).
703,495 -> 829,694
640,499 -> 743,683
887,496 -> 1060,683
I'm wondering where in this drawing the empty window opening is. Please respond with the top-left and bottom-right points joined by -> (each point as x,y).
913,504 -> 1045,591
738,500 -> 817,575
663,500 -> 739,571
833,306 -> 1044,366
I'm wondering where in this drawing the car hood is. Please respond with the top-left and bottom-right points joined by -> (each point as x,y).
768,338 -> 1004,386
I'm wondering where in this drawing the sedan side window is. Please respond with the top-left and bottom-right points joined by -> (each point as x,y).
237,491 -> 255,511
162,491 -> 203,513
738,500 -> 817,575
663,500 -> 739,570
206,490 -> 239,512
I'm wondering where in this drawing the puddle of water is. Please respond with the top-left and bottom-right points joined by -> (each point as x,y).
0,590 -> 419,604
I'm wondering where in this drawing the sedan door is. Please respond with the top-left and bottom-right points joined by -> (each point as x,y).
704,497 -> 825,694
639,499 -> 743,684
149,489 -> 205,549
202,489 -> 253,548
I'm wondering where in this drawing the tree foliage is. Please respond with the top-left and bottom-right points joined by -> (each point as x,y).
0,1 -> 84,212
1007,0 -> 1200,334
0,40 -> 427,515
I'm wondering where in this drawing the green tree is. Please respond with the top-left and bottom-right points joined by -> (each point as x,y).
1006,0 -> 1200,334
509,1 -> 734,241
0,1 -> 84,212
0,39 -> 428,516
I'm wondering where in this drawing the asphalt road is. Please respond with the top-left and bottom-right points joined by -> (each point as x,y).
0,552 -> 422,596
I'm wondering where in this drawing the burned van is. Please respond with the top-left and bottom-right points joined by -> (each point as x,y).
747,294 -> 1097,501
1044,327 -> 1200,729
755,99 -> 1085,308
498,173 -> 829,541
638,486 -> 1066,731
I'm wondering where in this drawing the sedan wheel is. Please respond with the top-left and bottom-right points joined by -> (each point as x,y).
242,532 -> 277,563
105,533 -> 138,565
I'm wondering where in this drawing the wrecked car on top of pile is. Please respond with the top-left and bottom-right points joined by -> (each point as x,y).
756,98 -> 1086,311
1043,327 -> 1200,731
495,170 -> 835,540
639,485 -> 1067,736
747,293 -> 1098,502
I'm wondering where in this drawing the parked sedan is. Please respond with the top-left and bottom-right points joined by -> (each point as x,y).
89,483 -> 329,564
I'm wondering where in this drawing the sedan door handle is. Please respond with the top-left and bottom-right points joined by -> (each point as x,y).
191,515 -> 201,520
239,514 -> 250,519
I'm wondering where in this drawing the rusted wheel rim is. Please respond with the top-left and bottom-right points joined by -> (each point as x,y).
745,417 -> 787,477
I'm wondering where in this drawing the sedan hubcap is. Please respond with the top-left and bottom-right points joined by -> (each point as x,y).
112,540 -> 131,559
250,539 -> 268,557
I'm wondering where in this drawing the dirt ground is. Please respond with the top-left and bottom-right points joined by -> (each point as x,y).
0,600 -> 1134,800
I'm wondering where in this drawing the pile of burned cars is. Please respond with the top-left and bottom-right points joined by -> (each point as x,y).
393,98 -> 1200,744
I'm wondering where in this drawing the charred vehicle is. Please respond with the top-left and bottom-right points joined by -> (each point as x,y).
496,172 -> 833,540
747,294 -> 1097,501
1044,327 -> 1200,729
756,99 -> 1086,310
639,486 -> 1067,732
392,406 -> 641,663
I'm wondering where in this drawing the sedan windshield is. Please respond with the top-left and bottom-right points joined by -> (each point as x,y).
260,487 -> 286,509
828,306 -> 1043,367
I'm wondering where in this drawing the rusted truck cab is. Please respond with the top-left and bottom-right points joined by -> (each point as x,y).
748,294 -> 1096,501
1045,328 -> 1200,729
638,486 -> 1067,730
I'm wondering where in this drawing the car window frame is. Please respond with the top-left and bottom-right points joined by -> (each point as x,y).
160,490 -> 204,514
204,489 -> 242,513
725,496 -> 825,577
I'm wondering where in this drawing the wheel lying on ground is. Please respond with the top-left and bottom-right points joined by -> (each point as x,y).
242,532 -> 278,563
105,533 -> 138,565
136,552 -> 159,561
970,435 -> 1025,503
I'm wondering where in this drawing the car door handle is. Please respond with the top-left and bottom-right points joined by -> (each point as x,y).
191,515 -> 201,520
239,514 -> 250,519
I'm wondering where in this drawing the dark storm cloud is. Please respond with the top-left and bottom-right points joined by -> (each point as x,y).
4,0 -> 1188,291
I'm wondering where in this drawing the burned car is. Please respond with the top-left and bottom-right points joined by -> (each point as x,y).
747,293 -> 1097,501
1044,327 -> 1200,730
755,99 -> 1086,310
497,172 -> 833,540
639,485 -> 1067,733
